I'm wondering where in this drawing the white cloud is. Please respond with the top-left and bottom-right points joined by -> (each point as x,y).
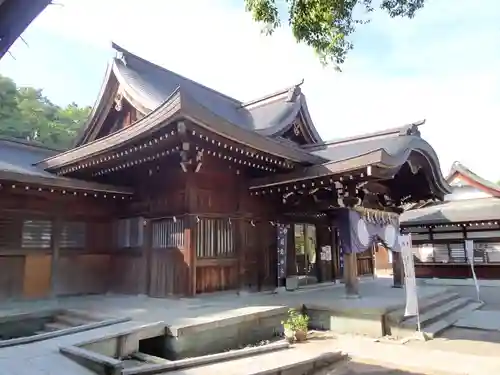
31,0 -> 500,180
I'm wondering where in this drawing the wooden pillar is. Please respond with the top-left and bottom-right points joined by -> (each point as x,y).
183,215 -> 196,296
331,227 -> 339,282
50,217 -> 62,298
343,252 -> 359,297
286,224 -> 296,277
392,251 -> 404,288
314,225 -> 322,282
143,219 -> 152,296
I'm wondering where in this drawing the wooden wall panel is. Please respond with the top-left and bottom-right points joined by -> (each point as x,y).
148,249 -> 189,297
316,225 -> 334,282
374,245 -> 392,274
0,256 -> 24,300
415,264 -> 500,279
109,254 -> 146,295
195,260 -> 238,294
356,248 -> 374,276
23,254 -> 51,299
55,254 -> 111,296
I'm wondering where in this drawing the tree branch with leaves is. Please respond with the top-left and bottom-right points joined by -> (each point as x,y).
244,0 -> 425,69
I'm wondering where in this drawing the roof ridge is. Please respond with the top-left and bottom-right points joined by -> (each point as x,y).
112,42 -> 242,106
240,80 -> 304,109
0,136 -> 64,152
446,161 -> 500,195
303,120 -> 425,150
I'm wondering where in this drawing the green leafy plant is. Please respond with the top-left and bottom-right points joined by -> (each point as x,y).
244,0 -> 426,68
282,308 -> 309,333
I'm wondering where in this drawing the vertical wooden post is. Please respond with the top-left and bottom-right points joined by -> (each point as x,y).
331,226 -> 338,282
314,225 -> 322,283
286,224 -> 296,277
50,217 -> 62,298
392,251 -> 404,288
143,218 -> 152,296
183,215 -> 197,296
343,251 -> 359,297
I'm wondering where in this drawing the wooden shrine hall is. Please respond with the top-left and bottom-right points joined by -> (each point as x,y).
401,162 -> 500,280
0,44 -> 451,300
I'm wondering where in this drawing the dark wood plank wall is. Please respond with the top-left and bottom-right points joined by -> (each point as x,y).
187,155 -> 276,294
0,186 -> 118,300
106,162 -> 191,296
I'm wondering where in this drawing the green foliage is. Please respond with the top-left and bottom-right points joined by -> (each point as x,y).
244,0 -> 425,68
0,75 -> 90,149
281,308 -> 309,332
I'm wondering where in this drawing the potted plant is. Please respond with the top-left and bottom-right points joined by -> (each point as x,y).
281,308 -> 309,343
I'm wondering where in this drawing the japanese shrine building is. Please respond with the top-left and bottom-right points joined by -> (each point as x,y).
0,44 -> 451,300
401,162 -> 500,279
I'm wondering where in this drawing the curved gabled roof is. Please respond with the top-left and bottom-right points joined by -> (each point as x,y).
250,121 -> 452,199
76,43 -> 322,146
39,86 -> 324,170
0,138 -> 132,194
446,161 -> 500,196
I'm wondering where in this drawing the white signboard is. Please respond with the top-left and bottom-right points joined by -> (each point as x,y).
399,235 -> 420,325
465,240 -> 481,301
320,246 -> 332,261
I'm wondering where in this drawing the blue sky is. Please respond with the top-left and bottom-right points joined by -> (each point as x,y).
1,0 -> 499,180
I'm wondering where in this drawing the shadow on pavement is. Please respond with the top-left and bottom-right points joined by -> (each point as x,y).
317,358 -> 457,375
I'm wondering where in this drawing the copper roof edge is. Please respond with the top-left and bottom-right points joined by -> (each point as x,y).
303,119 -> 426,150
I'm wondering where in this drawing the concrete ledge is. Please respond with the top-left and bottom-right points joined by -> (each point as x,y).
0,316 -> 131,348
421,278 -> 500,287
162,344 -> 346,375
0,307 -> 63,323
123,341 -> 290,375
60,345 -> 123,375
169,306 -> 289,337
78,322 -> 167,358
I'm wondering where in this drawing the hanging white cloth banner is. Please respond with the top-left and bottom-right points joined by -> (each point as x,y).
465,239 -> 481,302
400,234 -> 420,325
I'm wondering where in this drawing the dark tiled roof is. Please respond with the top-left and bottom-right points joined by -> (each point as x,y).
40,88 -> 324,169
250,122 -> 452,199
0,0 -> 52,59
400,197 -> 500,225
110,43 -> 322,141
0,139 -> 132,194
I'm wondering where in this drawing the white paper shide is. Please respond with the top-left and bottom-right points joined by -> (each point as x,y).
399,234 -> 419,318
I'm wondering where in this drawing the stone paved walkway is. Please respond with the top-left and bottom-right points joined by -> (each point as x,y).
0,280 -> 474,374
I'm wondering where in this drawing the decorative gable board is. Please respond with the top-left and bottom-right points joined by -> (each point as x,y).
446,174 -> 493,201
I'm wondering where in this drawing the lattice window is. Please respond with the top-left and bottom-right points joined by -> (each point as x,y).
196,218 -> 234,258
478,242 -> 500,263
152,219 -> 184,248
433,244 -> 449,263
449,243 -> 466,263
22,220 -> 52,248
115,217 -> 144,248
60,222 -> 86,249
0,217 -> 18,249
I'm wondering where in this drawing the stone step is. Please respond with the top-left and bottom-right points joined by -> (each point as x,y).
63,309 -> 103,322
403,297 -> 471,329
44,321 -> 71,332
423,301 -> 484,339
388,297 -> 471,338
387,292 -> 460,324
55,314 -> 91,327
